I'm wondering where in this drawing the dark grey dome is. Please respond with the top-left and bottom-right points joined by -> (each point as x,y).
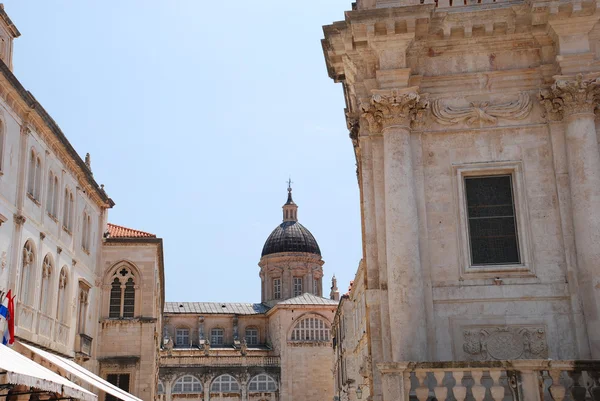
261,221 -> 321,257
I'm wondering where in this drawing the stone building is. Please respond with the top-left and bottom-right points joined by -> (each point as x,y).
158,187 -> 338,401
323,0 -> 600,399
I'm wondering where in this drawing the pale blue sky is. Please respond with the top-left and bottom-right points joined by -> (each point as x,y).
4,1 -> 360,303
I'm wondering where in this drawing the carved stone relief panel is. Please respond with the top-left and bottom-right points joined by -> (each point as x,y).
462,325 -> 548,361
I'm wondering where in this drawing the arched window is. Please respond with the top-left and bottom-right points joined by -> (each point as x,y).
248,374 -> 277,392
211,375 -> 240,393
34,156 -> 41,199
107,266 -> 136,319
245,327 -> 258,346
175,328 -> 190,347
46,171 -> 54,215
63,188 -> 74,232
20,241 -> 35,305
82,212 -> 92,252
157,381 -> 165,395
52,175 -> 59,217
56,267 -> 68,323
172,375 -> 202,394
27,150 -> 35,196
210,328 -> 224,345
291,316 -> 330,342
39,254 -> 53,315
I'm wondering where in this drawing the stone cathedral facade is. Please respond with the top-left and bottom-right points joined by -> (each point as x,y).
323,0 -> 600,400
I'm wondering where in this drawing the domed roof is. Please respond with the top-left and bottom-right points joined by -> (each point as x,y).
261,221 -> 321,257
261,184 -> 321,257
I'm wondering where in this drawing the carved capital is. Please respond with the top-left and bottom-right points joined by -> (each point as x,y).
39,232 -> 46,240
361,88 -> 428,131
345,112 -> 360,148
13,214 -> 26,225
539,74 -> 600,120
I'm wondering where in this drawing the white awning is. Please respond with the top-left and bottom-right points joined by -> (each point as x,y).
0,344 -> 97,401
22,343 -> 143,401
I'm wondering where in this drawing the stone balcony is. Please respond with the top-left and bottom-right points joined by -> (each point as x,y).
160,348 -> 280,368
377,360 -> 600,401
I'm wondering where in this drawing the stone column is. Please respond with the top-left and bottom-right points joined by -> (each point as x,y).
362,88 -> 429,362
541,75 -> 600,357
203,376 -> 211,401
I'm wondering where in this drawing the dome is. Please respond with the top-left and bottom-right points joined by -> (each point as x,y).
261,221 -> 321,257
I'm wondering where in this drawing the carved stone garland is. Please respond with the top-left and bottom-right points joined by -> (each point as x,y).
462,326 -> 548,361
539,74 -> 600,121
432,92 -> 532,126
360,89 -> 429,132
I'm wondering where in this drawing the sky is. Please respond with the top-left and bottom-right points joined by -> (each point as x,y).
3,1 -> 361,303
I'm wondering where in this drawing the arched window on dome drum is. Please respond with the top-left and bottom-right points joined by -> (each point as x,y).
291,316 -> 330,342
248,374 -> 277,392
108,267 -> 136,319
173,375 -> 202,394
211,375 -> 240,393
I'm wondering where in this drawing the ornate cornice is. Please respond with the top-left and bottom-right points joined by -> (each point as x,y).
539,74 -> 600,121
360,88 -> 429,132
432,92 -> 532,126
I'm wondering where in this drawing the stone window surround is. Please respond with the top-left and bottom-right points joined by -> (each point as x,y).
453,160 -> 534,279
175,327 -> 191,347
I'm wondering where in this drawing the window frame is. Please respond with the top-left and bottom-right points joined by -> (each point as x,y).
453,161 -> 534,279
293,276 -> 302,297
210,374 -> 240,393
290,315 -> 331,342
172,375 -> 202,394
248,374 -> 278,392
273,278 -> 281,299
245,327 -> 259,346
105,373 -> 130,401
175,328 -> 190,348
210,327 -> 224,345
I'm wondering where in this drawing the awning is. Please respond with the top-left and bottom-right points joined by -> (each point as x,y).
22,343 -> 143,401
0,344 -> 97,401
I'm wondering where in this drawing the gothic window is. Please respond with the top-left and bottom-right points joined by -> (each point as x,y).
245,327 -> 258,345
105,374 -> 130,401
77,282 -> 90,334
56,267 -> 68,323
465,175 -> 520,265
291,316 -> 330,342
157,381 -> 165,395
248,374 -> 277,392
273,278 -> 281,299
107,266 -> 136,319
27,150 -> 42,201
211,328 -> 224,345
39,254 -> 53,315
46,171 -> 54,215
293,276 -> 302,297
82,212 -> 92,252
62,188 -> 74,233
20,240 -> 35,305
172,375 -> 202,394
210,375 -> 240,393
175,328 -> 190,347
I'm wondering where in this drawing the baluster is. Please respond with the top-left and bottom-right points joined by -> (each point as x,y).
489,370 -> 505,401
433,371 -> 448,401
415,371 -> 430,401
548,370 -> 567,401
471,371 -> 486,401
453,371 -> 467,401
588,370 -> 600,401
569,371 -> 588,401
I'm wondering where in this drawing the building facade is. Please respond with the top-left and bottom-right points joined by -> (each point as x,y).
323,0 -> 600,399
157,187 -> 338,401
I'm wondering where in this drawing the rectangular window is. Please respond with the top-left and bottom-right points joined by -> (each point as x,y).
293,277 -> 302,297
211,328 -> 224,345
465,175 -> 520,265
273,278 -> 281,299
106,374 -> 130,401
245,328 -> 258,345
313,278 -> 319,295
175,329 -> 189,347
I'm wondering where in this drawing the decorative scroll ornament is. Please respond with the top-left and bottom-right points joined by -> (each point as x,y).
432,92 -> 532,126
463,326 -> 548,361
539,74 -> 600,121
360,89 -> 429,131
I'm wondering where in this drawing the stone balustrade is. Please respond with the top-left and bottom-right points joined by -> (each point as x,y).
378,360 -> 600,401
160,353 -> 280,368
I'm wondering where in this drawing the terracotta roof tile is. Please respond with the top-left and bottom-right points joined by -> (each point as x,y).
107,223 -> 156,239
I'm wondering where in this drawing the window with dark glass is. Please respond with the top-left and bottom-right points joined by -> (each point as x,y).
123,278 -> 135,318
109,279 -> 121,318
465,175 -> 520,265
105,374 -> 130,401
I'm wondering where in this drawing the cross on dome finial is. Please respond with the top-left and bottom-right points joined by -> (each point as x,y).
283,178 -> 298,222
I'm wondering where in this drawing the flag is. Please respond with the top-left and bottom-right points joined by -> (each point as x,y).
2,290 -> 14,346
0,292 -> 8,320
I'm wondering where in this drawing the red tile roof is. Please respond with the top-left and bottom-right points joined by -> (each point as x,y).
106,223 -> 156,239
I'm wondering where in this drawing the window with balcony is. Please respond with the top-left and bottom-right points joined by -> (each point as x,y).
173,375 -> 202,394
211,328 -> 224,345
211,375 -> 240,393
248,374 -> 277,392
245,327 -> 258,345
105,374 -> 130,401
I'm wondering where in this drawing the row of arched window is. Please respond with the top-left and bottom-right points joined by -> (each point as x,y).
19,240 -> 70,323
158,374 -> 277,395
27,149 -> 93,251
